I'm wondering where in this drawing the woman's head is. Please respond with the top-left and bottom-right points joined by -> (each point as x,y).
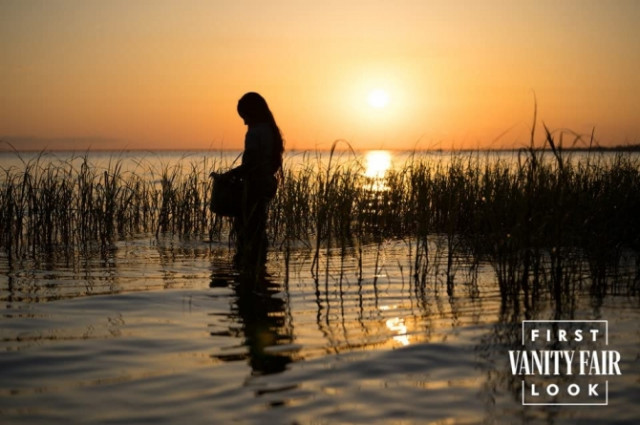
237,92 -> 284,172
237,92 -> 272,126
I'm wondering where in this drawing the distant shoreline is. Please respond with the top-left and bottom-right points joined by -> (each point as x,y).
2,146 -> 640,154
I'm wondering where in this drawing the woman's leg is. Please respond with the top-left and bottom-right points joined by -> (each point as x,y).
243,199 -> 269,270
232,215 -> 244,267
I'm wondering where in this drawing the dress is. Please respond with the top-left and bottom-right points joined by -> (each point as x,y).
229,122 -> 280,270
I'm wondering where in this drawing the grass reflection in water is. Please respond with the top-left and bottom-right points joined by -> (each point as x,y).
1,141 -> 640,424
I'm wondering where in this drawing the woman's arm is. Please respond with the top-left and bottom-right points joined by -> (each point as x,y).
218,124 -> 272,179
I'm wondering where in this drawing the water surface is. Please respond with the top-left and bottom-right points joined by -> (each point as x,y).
1,150 -> 639,424
1,235 -> 638,424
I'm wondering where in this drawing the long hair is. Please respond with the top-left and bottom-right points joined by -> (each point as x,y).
237,92 -> 284,173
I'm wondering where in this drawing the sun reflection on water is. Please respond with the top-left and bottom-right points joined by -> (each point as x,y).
364,150 -> 392,179
380,305 -> 411,346
363,150 -> 392,192
386,317 -> 410,346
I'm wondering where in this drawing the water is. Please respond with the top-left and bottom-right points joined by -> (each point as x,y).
1,235 -> 639,424
1,150 -> 639,424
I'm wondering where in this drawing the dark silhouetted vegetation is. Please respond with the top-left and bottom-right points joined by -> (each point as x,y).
1,137 -> 639,307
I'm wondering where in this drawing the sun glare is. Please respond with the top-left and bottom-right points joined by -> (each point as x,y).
364,150 -> 392,179
368,89 -> 389,109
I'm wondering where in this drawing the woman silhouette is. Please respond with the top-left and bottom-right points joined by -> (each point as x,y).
224,92 -> 284,273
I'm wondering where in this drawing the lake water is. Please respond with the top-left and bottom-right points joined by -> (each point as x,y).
1,150 -> 639,424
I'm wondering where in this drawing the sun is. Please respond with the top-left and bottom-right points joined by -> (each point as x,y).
368,89 -> 390,109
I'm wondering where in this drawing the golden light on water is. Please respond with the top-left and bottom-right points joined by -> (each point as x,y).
364,150 -> 392,179
380,305 -> 411,347
386,317 -> 410,346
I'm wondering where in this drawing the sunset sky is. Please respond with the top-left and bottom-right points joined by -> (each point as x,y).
1,0 -> 639,151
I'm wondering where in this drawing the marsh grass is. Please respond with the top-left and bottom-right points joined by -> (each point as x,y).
1,141 -> 639,305
0,152 -> 220,263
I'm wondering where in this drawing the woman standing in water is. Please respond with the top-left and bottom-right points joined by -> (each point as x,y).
221,92 -> 284,273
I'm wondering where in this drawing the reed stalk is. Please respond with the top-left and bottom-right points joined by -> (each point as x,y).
1,143 -> 638,303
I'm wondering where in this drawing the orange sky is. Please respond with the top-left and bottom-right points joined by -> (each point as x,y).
1,0 -> 639,151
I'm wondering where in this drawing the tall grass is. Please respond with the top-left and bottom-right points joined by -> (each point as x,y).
0,152 -> 219,263
1,143 -> 639,302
